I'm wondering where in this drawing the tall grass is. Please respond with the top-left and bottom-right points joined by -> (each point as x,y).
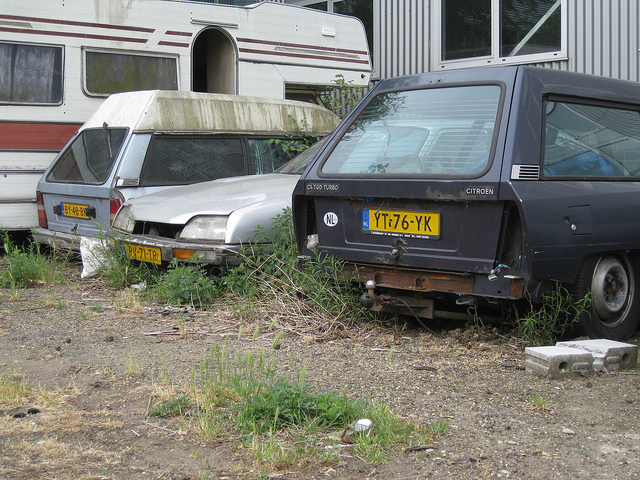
0,232 -> 69,289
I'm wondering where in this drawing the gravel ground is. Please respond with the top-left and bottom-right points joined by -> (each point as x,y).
1,261 -> 640,480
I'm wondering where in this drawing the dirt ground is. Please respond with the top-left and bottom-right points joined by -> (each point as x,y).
1,261 -> 639,480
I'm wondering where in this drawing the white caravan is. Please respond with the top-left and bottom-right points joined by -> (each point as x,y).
0,0 -> 371,231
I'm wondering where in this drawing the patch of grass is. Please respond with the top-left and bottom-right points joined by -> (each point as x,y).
528,393 -> 550,412
0,232 -> 69,289
0,370 -> 31,404
235,380 -> 363,435
149,394 -> 193,417
515,284 -> 590,346
187,341 -> 448,471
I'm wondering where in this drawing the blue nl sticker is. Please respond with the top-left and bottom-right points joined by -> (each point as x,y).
362,209 -> 369,230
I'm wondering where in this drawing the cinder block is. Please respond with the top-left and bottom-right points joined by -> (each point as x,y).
525,346 -> 594,379
556,339 -> 638,371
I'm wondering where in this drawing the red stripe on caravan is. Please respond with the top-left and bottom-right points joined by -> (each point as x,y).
165,30 -> 192,37
0,26 -> 148,44
0,122 -> 81,151
0,14 -> 154,33
158,41 -> 190,48
237,37 -> 368,56
239,48 -> 370,65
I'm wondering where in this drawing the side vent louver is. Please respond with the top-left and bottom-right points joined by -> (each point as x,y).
511,165 -> 540,180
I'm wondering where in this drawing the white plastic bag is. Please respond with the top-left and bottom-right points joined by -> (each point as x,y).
80,236 -> 110,278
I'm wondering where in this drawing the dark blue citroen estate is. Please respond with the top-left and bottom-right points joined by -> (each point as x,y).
293,66 -> 640,340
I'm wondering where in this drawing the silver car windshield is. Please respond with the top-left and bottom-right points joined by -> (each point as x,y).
321,85 -> 501,176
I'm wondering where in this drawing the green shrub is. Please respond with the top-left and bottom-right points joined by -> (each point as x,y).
154,259 -> 221,307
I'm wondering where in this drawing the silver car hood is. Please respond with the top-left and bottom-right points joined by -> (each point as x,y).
124,173 -> 300,224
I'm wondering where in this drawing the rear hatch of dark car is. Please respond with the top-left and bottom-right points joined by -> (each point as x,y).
294,67 -> 522,296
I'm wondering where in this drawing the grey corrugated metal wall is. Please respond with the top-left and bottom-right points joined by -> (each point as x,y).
376,0 -> 640,83
376,0 -> 430,79
541,0 -> 639,82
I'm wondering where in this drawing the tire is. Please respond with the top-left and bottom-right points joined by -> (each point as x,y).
571,254 -> 640,340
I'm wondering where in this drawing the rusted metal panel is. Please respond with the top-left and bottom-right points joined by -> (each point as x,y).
345,264 -> 474,293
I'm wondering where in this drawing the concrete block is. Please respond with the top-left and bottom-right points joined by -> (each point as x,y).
556,339 -> 638,371
525,346 -> 594,379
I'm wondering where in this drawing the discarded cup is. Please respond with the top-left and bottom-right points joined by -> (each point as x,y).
341,418 -> 373,444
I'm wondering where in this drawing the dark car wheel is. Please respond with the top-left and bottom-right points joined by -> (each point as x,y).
571,254 -> 640,340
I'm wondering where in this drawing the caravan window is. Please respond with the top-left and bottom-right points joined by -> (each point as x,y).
0,42 -> 63,105
84,50 -> 178,96
46,128 -> 127,185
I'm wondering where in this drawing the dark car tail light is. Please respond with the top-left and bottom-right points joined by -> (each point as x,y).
36,190 -> 48,229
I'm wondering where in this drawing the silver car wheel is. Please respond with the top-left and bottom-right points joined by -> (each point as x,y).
591,255 -> 633,327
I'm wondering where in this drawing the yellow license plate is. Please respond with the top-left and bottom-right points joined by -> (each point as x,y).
124,243 -> 162,265
362,208 -> 440,239
62,203 -> 90,220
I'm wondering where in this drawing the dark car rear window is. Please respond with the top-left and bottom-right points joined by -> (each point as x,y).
46,128 -> 127,184
321,85 -> 501,177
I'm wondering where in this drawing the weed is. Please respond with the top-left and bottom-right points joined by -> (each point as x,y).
0,369 -> 31,404
269,115 -> 321,156
125,347 -> 140,375
515,284 -> 590,345
99,236 -> 159,289
56,300 -> 67,309
425,419 -> 450,435
224,208 -> 368,322
0,232 -> 68,288
160,361 -> 169,385
528,393 -> 550,412
235,380 -> 364,435
154,259 -> 221,307
321,73 -> 365,118
89,302 -> 103,312
149,394 -> 193,417
177,312 -> 188,337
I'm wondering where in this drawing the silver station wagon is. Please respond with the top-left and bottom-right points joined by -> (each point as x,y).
34,91 -> 339,249
293,66 -> 640,340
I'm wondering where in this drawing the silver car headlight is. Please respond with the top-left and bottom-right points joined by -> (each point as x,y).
112,205 -> 136,233
180,216 -> 228,242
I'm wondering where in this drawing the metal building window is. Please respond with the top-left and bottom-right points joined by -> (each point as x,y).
437,0 -> 566,68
